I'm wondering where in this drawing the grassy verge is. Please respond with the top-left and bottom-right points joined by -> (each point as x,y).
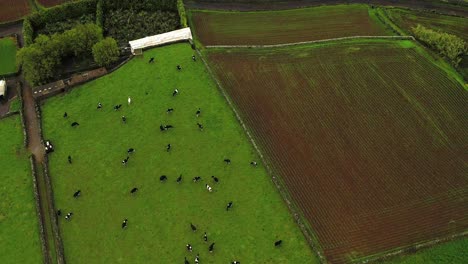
0,115 -> 42,263
41,43 -> 317,263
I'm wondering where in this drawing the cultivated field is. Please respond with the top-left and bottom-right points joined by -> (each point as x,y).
37,0 -> 67,8
41,43 -> 317,263
206,40 -> 468,263
0,116 -> 42,263
190,4 -> 392,46
0,0 -> 30,23
0,37 -> 17,75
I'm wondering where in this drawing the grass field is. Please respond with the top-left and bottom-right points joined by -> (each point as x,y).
41,43 -> 317,263
206,39 -> 468,263
0,115 -> 42,263
190,4 -> 392,46
0,37 -> 17,75
0,0 -> 30,23
384,237 -> 468,264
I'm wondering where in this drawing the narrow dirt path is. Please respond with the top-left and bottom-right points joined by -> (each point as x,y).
22,81 -> 63,264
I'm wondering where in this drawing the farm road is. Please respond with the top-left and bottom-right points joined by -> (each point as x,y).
22,81 -> 45,162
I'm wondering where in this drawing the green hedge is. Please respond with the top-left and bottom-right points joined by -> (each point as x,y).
22,18 -> 34,46
177,0 -> 187,27
96,0 -> 104,28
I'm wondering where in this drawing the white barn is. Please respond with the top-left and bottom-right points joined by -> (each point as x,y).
129,28 -> 193,55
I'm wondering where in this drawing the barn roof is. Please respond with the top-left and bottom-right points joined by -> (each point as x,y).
129,28 -> 193,54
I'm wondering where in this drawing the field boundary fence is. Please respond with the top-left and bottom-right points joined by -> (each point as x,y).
205,35 -> 415,49
197,49 -> 328,264
360,230 -> 468,263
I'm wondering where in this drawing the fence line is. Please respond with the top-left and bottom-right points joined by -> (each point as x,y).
205,35 -> 415,49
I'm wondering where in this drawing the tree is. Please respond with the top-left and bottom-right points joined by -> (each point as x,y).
67,23 -> 103,57
92,37 -> 120,67
412,24 -> 467,67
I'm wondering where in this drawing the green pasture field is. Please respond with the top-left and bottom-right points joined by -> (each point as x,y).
41,43 -> 317,263
189,4 -> 392,46
0,115 -> 42,263
385,238 -> 468,264
0,37 -> 17,75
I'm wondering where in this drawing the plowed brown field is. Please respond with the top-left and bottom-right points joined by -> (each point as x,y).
0,0 -> 30,22
206,40 -> 468,263
191,5 -> 391,46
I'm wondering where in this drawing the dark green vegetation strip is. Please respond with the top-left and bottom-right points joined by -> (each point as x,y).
0,37 -> 17,75
190,4 -> 393,46
384,237 -> 468,264
41,43 -> 317,263
0,116 -> 42,263
206,40 -> 468,263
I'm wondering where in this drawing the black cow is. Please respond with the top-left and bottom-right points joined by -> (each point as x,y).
209,243 -> 215,253
184,257 -> 190,264
177,65 -> 182,71
224,159 -> 231,164
166,144 -> 171,152
73,190 -> 81,198
211,176 -> 219,183
203,232 -> 207,242
149,57 -> 154,63
197,123 -> 203,131
226,201 -> 233,211
167,108 -> 174,114
122,156 -> 130,165
193,176 -> 201,182
192,55 -> 196,61
68,155 -> 72,164
191,223 -> 197,232
196,108 -> 201,117
71,122 -> 80,127
130,187 -> 138,194
173,89 -> 179,96
176,175 -> 182,183
165,125 -> 174,129
127,148 -> 135,154
275,240 -> 282,247
186,244 -> 193,252
122,116 -> 127,123
63,112 -> 68,118
232,261 -> 241,264
122,219 -> 128,229
114,104 -> 122,111
97,102 -> 102,109
194,254 -> 199,264
250,161 -> 258,167
160,175 -> 168,182
160,125 -> 166,131
57,209 -> 61,216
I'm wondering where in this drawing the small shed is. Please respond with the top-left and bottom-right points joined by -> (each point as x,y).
129,28 -> 193,55
0,80 -> 6,100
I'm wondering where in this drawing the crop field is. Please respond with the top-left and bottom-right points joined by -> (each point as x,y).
0,37 -> 17,75
37,0 -> 67,8
0,0 -> 30,23
41,43 -> 316,263
0,116 -> 42,264
190,4 -> 392,46
206,40 -> 468,263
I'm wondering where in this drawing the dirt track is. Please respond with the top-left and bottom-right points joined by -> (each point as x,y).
186,0 -> 468,16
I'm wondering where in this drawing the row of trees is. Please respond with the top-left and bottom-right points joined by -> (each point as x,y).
17,23 -> 119,85
412,24 -> 467,67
